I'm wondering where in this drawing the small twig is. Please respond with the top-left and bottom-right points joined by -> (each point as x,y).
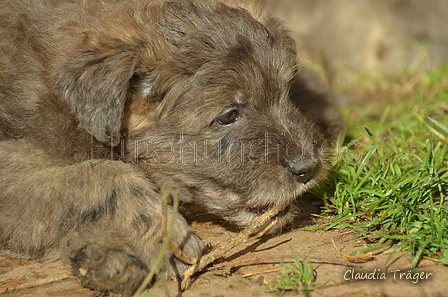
211,254 -> 359,276
168,242 -> 199,265
133,186 -> 179,297
181,204 -> 287,290
244,217 -> 278,242
161,188 -> 199,265
241,269 -> 281,278
331,237 -> 374,263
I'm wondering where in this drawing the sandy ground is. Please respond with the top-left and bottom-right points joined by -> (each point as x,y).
1,197 -> 446,297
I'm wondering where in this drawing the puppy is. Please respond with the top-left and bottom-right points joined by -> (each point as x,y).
0,0 -> 339,295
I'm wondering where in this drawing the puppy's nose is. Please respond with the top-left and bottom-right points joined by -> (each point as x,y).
287,158 -> 319,184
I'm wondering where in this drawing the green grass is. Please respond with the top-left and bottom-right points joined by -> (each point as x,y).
317,64 -> 448,266
266,249 -> 315,295
134,187 -> 180,297
140,65 -> 447,295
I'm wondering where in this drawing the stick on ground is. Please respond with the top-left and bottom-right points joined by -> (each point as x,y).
180,204 -> 287,290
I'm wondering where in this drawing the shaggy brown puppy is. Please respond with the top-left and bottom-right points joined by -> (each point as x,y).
0,0 -> 339,295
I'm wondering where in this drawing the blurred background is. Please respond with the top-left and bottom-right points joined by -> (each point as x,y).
263,0 -> 448,79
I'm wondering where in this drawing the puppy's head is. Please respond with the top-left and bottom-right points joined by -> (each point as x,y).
53,0 -> 328,229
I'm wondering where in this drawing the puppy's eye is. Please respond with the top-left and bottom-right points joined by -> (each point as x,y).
216,109 -> 239,125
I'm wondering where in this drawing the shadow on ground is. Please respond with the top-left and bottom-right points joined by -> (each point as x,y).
1,197 -> 446,297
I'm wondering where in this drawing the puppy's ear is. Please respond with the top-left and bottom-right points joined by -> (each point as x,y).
54,36 -> 138,146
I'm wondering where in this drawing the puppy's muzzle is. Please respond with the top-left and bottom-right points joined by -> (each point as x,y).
286,157 -> 320,184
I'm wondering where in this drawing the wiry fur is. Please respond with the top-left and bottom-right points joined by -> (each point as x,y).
0,0 -> 341,295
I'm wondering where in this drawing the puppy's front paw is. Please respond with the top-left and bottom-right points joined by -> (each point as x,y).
163,219 -> 206,277
69,223 -> 204,296
71,245 -> 149,296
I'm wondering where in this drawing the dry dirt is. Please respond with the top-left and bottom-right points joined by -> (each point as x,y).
1,197 -> 447,297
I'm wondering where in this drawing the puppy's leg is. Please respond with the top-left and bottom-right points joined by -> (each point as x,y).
0,139 -> 204,296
